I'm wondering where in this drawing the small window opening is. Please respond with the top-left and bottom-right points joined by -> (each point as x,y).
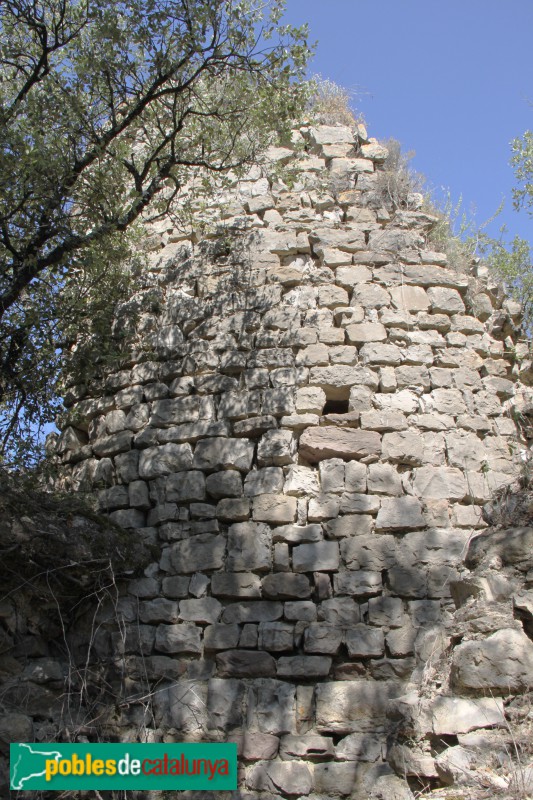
323,399 -> 350,415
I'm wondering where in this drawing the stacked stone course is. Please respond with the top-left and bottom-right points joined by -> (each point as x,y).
53,122 -> 531,797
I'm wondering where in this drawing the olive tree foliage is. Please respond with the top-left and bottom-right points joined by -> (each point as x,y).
483,131 -> 533,331
0,0 -> 309,465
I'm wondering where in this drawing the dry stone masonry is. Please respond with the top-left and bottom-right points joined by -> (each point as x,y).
50,122 -> 533,798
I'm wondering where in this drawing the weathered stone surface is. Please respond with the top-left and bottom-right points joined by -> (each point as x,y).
280,733 -> 334,759
319,597 -> 360,626
244,467 -> 284,496
216,650 -> 276,678
155,624 -> 201,654
304,623 -> 343,654
192,438 -> 254,471
246,760 -> 313,795
262,573 -> 312,599
238,731 -> 279,761
257,429 -> 297,466
252,493 -> 297,524
258,622 -> 294,651
334,570 -> 382,596
452,629 -> 533,692
204,623 -> 240,650
341,534 -> 396,570
313,762 -> 360,796
221,601 -> 283,623
326,514 -> 373,538
411,466 -> 467,500
466,526 -> 533,570
211,572 -> 261,598
293,541 -> 340,572
316,681 -> 404,733
227,521 -> 272,572
427,696 -> 505,735
336,732 -> 383,762
345,625 -> 385,657
168,534 -> 225,574
273,523 -> 322,544
299,427 -> 381,463
139,443 -> 193,478
375,497 -> 425,530
277,656 -> 332,679
179,597 -> 222,624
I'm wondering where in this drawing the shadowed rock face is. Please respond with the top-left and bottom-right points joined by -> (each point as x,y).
37,122 -> 533,798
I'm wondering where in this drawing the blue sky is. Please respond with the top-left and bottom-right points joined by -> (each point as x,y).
282,0 -> 533,246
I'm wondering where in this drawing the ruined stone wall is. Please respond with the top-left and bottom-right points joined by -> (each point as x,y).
51,123 -> 533,798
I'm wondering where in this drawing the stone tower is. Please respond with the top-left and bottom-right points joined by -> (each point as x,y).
54,122 -> 529,798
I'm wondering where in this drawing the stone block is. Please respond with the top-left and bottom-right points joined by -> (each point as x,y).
227,521 -> 272,572
319,458 -> 345,493
360,411 -> 408,431
193,438 -> 254,472
165,470 -> 206,502
155,624 -> 201,654
139,599 -> 180,624
216,497 -> 250,521
280,733 -> 335,760
359,342 -> 402,365
412,467 -> 467,500
367,463 -> 403,495
313,762 -> 360,796
239,623 -> 259,648
257,429 -> 297,466
345,322 -> 387,344
375,497 -> 425,530
179,598 -> 222,624
452,629 -> 533,692
325,515 -> 373,539
309,365 -> 379,398
216,650 -> 276,678
284,465 -> 320,496
162,576 -> 190,598
206,470 -> 243,499
390,285 -> 429,312
150,396 -> 200,427
293,541 -> 340,572
249,678 -> 296,734
427,286 -> 465,314
168,534 -> 225,574
138,443 -> 193,478
246,761 -> 313,795
319,598 -> 360,626
244,467 -> 284,496
261,573 -> 312,599
315,680 -> 404,734
345,625 -> 385,657
368,596 -> 405,628
211,573 -> 261,598
204,624 -> 241,650
252,493 -> 297,524
308,493 -> 340,521
284,601 -> 318,622
221,601 -> 284,624
258,622 -> 294,651
341,534 -> 396,570
273,523 -> 322,544
334,570 -> 382,596
344,461 -> 367,492
93,430 -> 133,457
274,541 -> 290,572
336,732 -> 383,762
340,493 -> 380,514
428,696 -> 505,735
304,623 -> 343,654
295,386 -> 327,414
299,427 -> 381,463
238,732 -> 279,761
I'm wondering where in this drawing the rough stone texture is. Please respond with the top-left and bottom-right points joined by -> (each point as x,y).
452,629 -> 533,692
46,121 -> 533,800
299,427 -> 381,462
